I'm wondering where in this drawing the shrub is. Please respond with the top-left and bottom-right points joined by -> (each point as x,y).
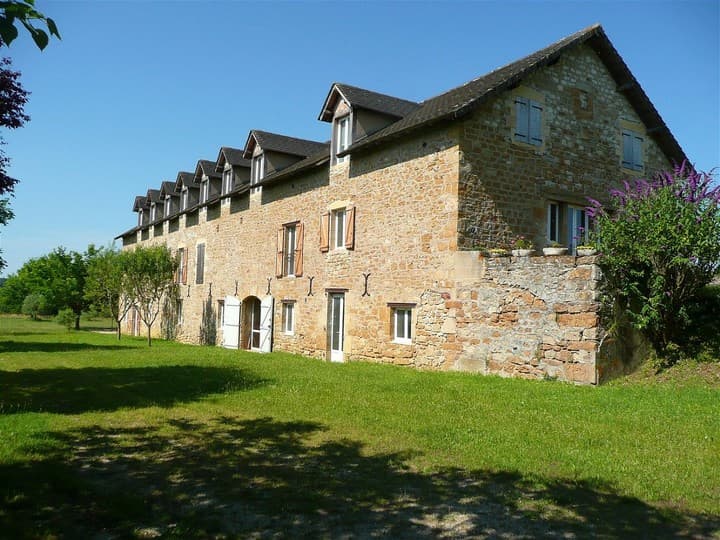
55,308 -> 76,330
588,163 -> 720,358
21,293 -> 46,320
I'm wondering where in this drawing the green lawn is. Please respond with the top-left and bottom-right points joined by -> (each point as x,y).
1,316 -> 718,538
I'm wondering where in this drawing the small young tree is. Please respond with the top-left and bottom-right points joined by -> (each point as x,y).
123,245 -> 177,346
21,292 -> 44,319
588,162 -> 720,357
85,247 -> 133,340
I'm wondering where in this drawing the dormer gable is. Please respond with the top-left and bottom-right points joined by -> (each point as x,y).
243,130 -> 328,192
319,83 -> 420,165
194,160 -> 222,204
215,146 -> 251,195
133,196 -> 149,227
146,188 -> 163,222
160,181 -> 179,217
174,171 -> 200,211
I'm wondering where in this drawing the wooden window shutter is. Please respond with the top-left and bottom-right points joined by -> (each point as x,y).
621,130 -> 633,168
276,227 -> 284,278
182,249 -> 188,285
514,97 -> 529,142
320,212 -> 330,252
196,244 -> 205,285
173,251 -> 178,283
294,222 -> 304,277
632,134 -> 644,171
529,100 -> 543,145
344,206 -> 355,249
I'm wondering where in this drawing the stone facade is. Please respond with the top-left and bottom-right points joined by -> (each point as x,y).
120,33 -> 684,385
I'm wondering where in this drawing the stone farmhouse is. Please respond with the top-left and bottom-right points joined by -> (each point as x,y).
117,24 -> 686,384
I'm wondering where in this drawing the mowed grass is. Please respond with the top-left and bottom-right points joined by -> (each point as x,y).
0,316 -> 718,538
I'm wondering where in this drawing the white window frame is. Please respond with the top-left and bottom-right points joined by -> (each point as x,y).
282,301 -> 295,335
331,208 -> 346,250
164,195 -> 171,216
335,115 -> 351,164
393,307 -> 412,345
283,224 -> 296,277
176,298 -> 183,325
201,180 -> 209,203
251,155 -> 264,193
568,205 -> 589,254
547,202 -> 560,244
138,208 -> 144,227
223,168 -> 234,195
181,188 -> 189,210
150,204 -> 157,222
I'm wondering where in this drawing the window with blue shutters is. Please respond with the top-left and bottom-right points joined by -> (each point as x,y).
514,97 -> 543,146
622,129 -> 644,171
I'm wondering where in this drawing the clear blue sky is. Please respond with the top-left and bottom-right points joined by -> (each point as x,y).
1,0 -> 718,276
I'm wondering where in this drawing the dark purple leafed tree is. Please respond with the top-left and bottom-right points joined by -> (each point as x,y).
587,162 -> 720,357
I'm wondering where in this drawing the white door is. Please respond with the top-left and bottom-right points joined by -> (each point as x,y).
329,293 -> 345,362
222,296 -> 241,349
258,295 -> 274,353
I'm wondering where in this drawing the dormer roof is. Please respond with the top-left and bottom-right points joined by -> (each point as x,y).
146,189 -> 161,205
318,83 -> 420,122
340,24 -> 686,165
132,196 -> 148,212
242,130 -> 328,160
215,147 -> 251,172
159,181 -> 179,198
194,160 -> 221,183
174,171 -> 199,192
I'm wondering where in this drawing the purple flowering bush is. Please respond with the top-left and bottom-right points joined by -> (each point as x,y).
588,162 -> 720,358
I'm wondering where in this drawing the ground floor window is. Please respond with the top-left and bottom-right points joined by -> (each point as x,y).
391,305 -> 414,345
282,301 -> 295,335
177,299 -> 183,325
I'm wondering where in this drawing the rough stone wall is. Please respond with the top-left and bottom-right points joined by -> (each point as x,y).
457,43 -> 673,250
413,254 -> 602,385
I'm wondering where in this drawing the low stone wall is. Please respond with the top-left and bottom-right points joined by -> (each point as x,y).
414,255 -> 603,384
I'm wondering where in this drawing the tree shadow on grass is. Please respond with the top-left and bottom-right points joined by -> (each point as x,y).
2,416 -> 716,539
0,366 -> 268,414
0,340 -> 135,353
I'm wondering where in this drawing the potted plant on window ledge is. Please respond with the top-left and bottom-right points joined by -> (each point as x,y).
576,243 -> 597,256
511,235 -> 533,257
488,247 -> 510,258
543,242 -> 567,256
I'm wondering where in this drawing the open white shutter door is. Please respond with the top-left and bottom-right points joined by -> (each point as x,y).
222,296 -> 241,349
259,295 -> 274,353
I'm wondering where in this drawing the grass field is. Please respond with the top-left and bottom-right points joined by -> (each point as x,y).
1,316 -> 718,538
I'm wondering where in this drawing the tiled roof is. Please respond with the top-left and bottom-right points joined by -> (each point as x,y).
146,189 -> 161,204
259,147 -> 330,188
216,147 -> 251,172
160,181 -> 178,198
341,24 -> 687,165
198,160 -> 221,179
175,171 -> 199,191
132,196 -> 147,212
319,83 -> 420,122
243,130 -> 328,159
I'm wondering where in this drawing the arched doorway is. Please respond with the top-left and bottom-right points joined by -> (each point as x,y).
241,295 -> 274,352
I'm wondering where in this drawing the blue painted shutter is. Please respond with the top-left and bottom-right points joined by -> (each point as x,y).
514,97 -> 529,143
632,133 -> 643,171
621,130 -> 633,168
529,100 -> 543,145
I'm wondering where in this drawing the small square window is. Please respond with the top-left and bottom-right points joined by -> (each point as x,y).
514,96 -> 543,146
547,202 -> 560,244
176,299 -> 183,325
622,129 -> 644,171
334,115 -> 351,164
393,307 -> 412,345
282,302 -> 295,335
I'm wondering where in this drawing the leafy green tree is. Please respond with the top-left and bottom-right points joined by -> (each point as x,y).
85,246 -> 133,340
0,0 -> 60,50
20,291 -> 44,319
123,245 -> 177,346
588,163 -> 720,357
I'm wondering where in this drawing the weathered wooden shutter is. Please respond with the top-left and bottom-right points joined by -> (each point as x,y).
344,206 -> 355,250
621,130 -> 633,168
320,212 -> 330,252
173,250 -> 178,283
632,133 -> 643,171
529,100 -> 543,145
276,228 -> 284,278
514,97 -> 529,143
294,222 -> 304,277
195,244 -> 205,285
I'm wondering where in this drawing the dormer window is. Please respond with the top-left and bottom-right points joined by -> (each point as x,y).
150,204 -> 157,222
181,188 -> 189,210
200,180 -> 209,203
251,155 -> 264,194
222,168 -> 234,195
138,209 -> 144,227
334,115 -> 351,164
164,196 -> 171,216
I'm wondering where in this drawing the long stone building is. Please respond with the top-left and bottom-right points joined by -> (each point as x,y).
117,24 -> 686,384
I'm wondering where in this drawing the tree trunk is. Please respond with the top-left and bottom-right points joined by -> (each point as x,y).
74,314 -> 80,330
116,319 -> 122,340
147,324 -> 152,347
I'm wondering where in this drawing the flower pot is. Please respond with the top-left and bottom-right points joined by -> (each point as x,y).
543,247 -> 567,256
488,250 -> 509,258
511,249 -> 533,257
576,248 -> 597,256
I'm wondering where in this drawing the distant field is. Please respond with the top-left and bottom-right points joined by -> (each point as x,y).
0,316 -> 718,538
